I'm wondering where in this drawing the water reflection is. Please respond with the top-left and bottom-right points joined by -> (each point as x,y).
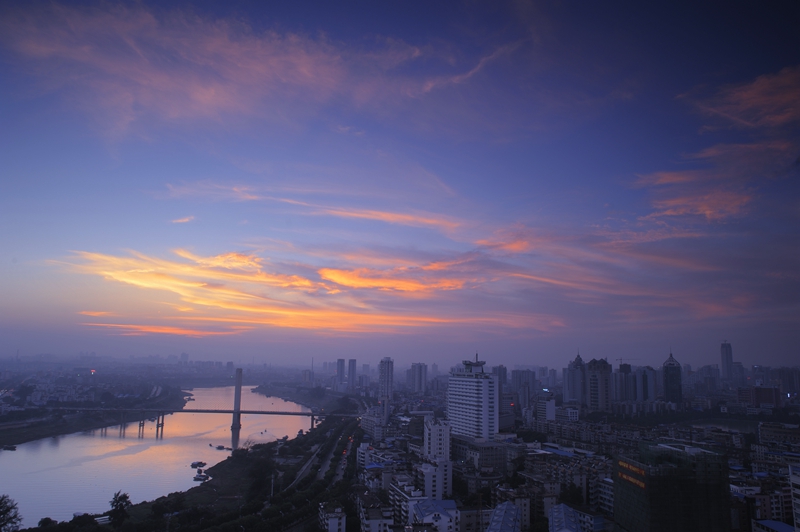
0,387 -> 309,527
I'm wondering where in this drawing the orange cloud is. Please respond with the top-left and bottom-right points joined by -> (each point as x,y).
476,235 -> 535,253
319,268 -> 465,292
83,322 -> 250,337
60,249 -> 494,335
171,216 -> 194,223
79,310 -> 115,317
173,249 -> 263,271
311,206 -> 459,231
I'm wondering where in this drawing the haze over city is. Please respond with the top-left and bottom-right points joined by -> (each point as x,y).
1,1 -> 799,369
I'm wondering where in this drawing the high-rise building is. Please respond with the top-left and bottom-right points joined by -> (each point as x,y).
336,358 -> 346,384
447,355 -> 499,439
491,365 -> 508,386
663,353 -> 682,405
420,418 -> 453,500
538,366 -> 548,381
424,418 -> 450,461
379,357 -> 394,423
614,363 -> 636,402
563,353 -> 587,406
614,443 -> 730,532
347,358 -> 357,392
510,369 -> 537,394
721,341 -> 733,381
635,366 -> 657,402
790,463 -> 800,532
410,363 -> 428,394
586,358 -> 612,412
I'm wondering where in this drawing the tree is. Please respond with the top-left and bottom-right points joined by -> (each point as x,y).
0,495 -> 21,532
108,491 -> 132,528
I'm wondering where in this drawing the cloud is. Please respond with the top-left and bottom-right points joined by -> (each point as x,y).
476,226 -> 540,253
60,248 -> 509,335
166,182 -> 461,231
635,68 -> 799,222
308,205 -> 460,231
647,189 -> 753,220
54,215 -> 795,340
83,322 -> 250,337
0,3 -> 526,136
421,41 -> 523,94
78,310 -> 115,317
692,65 -> 800,129
319,267 -> 465,292
171,215 -> 194,223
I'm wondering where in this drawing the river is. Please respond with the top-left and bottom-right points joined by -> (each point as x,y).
0,387 -> 310,528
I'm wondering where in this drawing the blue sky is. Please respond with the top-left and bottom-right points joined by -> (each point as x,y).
1,1 -> 798,369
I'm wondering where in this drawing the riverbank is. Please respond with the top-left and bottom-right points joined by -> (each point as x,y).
122,416 -> 361,532
0,388 -> 188,446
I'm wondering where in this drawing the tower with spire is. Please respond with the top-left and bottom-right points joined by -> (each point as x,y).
563,351 -> 587,406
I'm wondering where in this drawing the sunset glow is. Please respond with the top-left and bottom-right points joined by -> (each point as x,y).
1,1 -> 798,367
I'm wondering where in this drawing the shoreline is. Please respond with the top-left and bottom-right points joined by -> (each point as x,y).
0,389 -> 189,447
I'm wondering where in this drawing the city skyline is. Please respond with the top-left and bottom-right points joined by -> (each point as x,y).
1,2 -> 799,369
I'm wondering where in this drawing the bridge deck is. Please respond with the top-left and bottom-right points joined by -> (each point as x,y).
47,407 -> 358,417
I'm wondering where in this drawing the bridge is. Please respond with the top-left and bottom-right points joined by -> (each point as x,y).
58,408 -> 331,417
49,369 -> 358,447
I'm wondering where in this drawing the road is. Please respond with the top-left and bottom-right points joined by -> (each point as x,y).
285,443 -> 322,490
333,437 -> 354,483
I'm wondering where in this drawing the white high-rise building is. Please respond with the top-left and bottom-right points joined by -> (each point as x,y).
424,418 -> 451,461
421,418 -> 453,499
447,355 -> 499,439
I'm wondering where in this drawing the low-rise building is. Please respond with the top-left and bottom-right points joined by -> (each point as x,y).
319,503 -> 346,532
409,499 -> 459,532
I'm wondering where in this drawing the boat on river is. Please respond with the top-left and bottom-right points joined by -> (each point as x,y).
190,461 -> 206,468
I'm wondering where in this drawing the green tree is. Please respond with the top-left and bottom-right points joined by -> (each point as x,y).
108,491 -> 132,528
37,517 -> 56,527
0,495 -> 21,532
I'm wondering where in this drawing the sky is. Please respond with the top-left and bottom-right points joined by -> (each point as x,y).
0,1 -> 798,370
